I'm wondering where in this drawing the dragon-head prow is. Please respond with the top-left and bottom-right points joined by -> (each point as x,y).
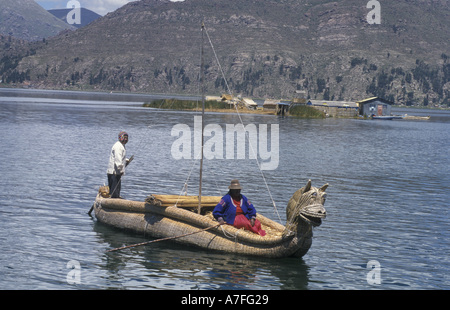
286,180 -> 328,229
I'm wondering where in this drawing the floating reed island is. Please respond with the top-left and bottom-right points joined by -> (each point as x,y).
143,98 -> 274,114
143,98 -> 229,110
143,98 -> 324,117
289,105 -> 326,119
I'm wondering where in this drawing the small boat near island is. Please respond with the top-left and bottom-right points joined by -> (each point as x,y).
371,114 -> 404,120
371,114 -> 430,120
402,114 -> 431,120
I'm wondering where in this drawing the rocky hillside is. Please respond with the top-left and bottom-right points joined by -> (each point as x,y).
0,0 -> 75,41
3,0 -> 450,106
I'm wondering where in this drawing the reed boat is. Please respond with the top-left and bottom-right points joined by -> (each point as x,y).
94,180 -> 328,258
402,115 -> 430,120
371,115 -> 403,120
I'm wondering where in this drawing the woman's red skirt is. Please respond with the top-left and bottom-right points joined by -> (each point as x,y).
233,214 -> 266,236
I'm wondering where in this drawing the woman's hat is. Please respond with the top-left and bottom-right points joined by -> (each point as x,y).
228,179 -> 242,190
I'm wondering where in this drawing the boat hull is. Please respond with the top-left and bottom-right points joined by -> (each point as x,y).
94,194 -> 313,258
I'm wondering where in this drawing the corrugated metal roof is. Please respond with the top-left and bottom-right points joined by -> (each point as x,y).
356,97 -> 378,104
356,97 -> 393,105
308,100 -> 358,108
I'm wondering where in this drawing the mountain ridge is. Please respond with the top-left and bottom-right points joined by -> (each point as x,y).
0,0 -> 75,41
2,0 -> 450,106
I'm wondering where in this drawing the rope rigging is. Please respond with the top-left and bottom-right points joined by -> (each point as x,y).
201,24 -> 282,223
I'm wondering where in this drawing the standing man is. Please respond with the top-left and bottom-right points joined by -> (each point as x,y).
107,131 -> 133,198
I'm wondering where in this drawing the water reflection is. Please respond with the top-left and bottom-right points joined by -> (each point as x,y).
93,221 -> 310,289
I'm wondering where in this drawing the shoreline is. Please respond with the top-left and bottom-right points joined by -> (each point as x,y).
1,87 -> 448,112
0,86 -> 198,103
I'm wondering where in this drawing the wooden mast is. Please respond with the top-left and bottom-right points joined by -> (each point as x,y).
198,22 -> 205,214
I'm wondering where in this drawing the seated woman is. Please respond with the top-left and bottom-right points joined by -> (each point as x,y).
213,179 -> 266,236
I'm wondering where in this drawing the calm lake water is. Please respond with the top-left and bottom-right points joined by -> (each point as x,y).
0,89 -> 449,290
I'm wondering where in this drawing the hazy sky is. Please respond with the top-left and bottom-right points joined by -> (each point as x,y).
35,0 -> 185,16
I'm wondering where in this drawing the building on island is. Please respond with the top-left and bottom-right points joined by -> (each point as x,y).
356,97 -> 393,117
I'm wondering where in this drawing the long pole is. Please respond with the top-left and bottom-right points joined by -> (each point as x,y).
106,223 -> 220,252
198,22 -> 205,214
